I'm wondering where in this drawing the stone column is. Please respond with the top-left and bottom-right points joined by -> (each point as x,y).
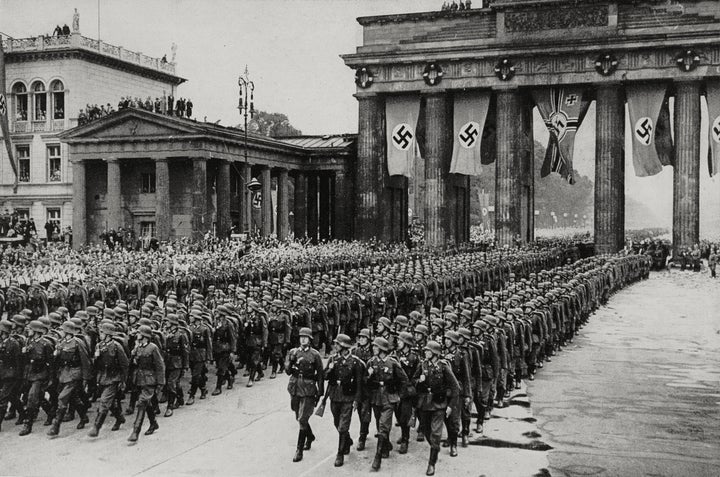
155,157 -> 171,241
238,162 -> 251,234
424,93 -> 452,247
215,159 -> 231,239
71,159 -> 86,249
595,84 -> 625,253
192,157 -> 208,240
293,172 -> 307,239
495,89 -> 523,246
106,158 -> 122,231
334,169 -> 352,240
356,95 -> 384,240
260,166 -> 272,236
307,173 -> 319,242
319,173 -> 331,241
277,168 -> 289,241
520,97 -> 535,243
673,81 -> 701,254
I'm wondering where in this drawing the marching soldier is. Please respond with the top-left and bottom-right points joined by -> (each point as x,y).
352,328 -> 373,451
413,340 -> 460,476
268,305 -> 290,379
19,320 -> 54,436
128,325 -> 165,442
187,309 -> 213,404
324,333 -> 363,467
393,331 -> 419,454
0,319 -> 23,433
47,320 -> 92,437
365,336 -> 409,471
285,327 -> 324,463
212,307 -> 237,395
163,314 -> 189,416
442,330 -> 471,456
245,303 -> 269,387
89,321 -> 129,437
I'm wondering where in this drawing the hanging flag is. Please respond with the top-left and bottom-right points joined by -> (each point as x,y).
626,84 -> 671,177
450,92 -> 490,175
481,96 -> 496,165
655,95 -> 675,167
385,96 -> 420,177
0,37 -> 19,193
532,87 -> 590,184
706,80 -> 720,177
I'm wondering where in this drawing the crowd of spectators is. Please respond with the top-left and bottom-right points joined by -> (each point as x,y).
441,0 -> 473,11
77,95 -> 194,126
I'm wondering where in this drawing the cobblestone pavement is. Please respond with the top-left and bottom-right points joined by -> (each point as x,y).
529,270 -> 720,477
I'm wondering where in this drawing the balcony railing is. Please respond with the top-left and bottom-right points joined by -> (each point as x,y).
2,33 -> 177,75
10,118 -> 75,134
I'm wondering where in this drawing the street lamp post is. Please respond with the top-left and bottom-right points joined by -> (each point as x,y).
238,66 -> 260,234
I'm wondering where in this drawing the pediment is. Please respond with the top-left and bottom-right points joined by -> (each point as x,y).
60,109 -> 201,140
92,118 -> 191,138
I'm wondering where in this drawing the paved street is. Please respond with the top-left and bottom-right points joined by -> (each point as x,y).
530,270 -> 720,477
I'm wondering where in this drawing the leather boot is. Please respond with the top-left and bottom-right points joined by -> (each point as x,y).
164,392 -> 175,417
19,419 -> 33,436
62,409 -> 74,422
127,405 -> 145,442
125,403 -> 135,416
356,433 -> 367,451
175,389 -> 184,407
111,409 -> 125,431
426,448 -> 439,476
200,388 -> 208,400
343,432 -> 353,455
304,427 -> 315,450
88,411 -> 107,437
293,430 -> 306,462
212,376 -> 223,395
76,408 -> 90,430
186,393 -> 195,406
15,410 -> 24,426
245,370 -> 253,388
47,408 -> 66,437
334,433 -> 345,467
371,435 -> 383,471
43,412 -> 54,426
449,437 -> 458,457
399,426 -> 409,454
227,375 -> 235,389
145,406 -> 159,435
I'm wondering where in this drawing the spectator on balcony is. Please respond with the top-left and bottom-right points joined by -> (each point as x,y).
450,1 -> 459,11
53,25 -> 62,36
78,109 -> 88,125
466,0 -> 472,9
161,55 -> 167,64
54,106 -> 64,120
167,94 -> 174,116
186,98 -> 193,118
458,1 -> 466,10
62,24 -> 71,36
144,97 -> 153,111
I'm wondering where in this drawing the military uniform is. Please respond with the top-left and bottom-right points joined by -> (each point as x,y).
212,315 -> 237,395
351,330 -> 373,449
91,329 -> 129,436
128,327 -> 165,442
163,324 -> 189,415
187,316 -> 213,403
393,332 -> 420,454
0,322 -> 23,433
244,309 -> 268,386
267,310 -> 290,378
19,325 -> 54,436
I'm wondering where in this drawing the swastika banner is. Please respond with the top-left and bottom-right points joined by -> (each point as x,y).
626,84 -> 672,177
0,39 -> 19,188
705,80 -> 720,177
450,92 -> 490,176
532,87 -> 590,184
385,96 -> 420,177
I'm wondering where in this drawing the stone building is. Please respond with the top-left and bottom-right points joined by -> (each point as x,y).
0,31 -> 183,237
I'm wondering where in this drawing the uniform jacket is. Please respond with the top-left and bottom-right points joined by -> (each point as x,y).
165,328 -> 189,370
189,323 -> 213,362
393,348 -> 420,398
0,335 -> 23,380
413,358 -> 460,410
95,338 -> 129,385
55,336 -> 92,384
324,352 -> 363,403
365,355 -> 409,406
23,336 -> 55,382
285,345 -> 324,398
132,341 -> 166,387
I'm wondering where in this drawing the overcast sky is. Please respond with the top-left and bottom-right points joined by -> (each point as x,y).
2,0 -> 718,232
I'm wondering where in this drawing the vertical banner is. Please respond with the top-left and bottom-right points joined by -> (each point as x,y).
706,80 -> 720,177
481,95 -> 496,165
450,91 -> 490,175
385,96 -> 420,177
532,87 -> 590,184
0,37 -> 18,192
626,84 -> 671,177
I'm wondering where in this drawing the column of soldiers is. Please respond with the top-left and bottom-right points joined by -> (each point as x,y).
0,246 -> 650,473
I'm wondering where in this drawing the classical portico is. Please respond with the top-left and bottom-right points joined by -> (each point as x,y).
60,108 -> 354,248
344,0 -> 720,252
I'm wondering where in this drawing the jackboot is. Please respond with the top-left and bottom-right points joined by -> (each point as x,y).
304,426 -> 315,450
186,393 -> 195,406
212,376 -> 224,395
111,409 -> 125,431
88,410 -> 107,437
47,408 -> 66,437
426,448 -> 439,476
127,405 -> 146,442
144,406 -> 159,435
461,435 -> 469,447
125,402 -> 135,416
334,433 -> 345,467
43,412 -> 54,426
227,374 -> 235,389
19,419 -> 33,436
76,408 -> 90,430
245,370 -> 254,388
293,430 -> 306,462
356,433 -> 367,451
175,388 -> 184,407
343,432 -> 353,455
164,392 -> 175,417
200,388 -> 208,400
398,426 -> 410,454
371,435 -> 383,471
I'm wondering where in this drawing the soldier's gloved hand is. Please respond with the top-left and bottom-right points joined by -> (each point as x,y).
464,397 -> 471,406
445,407 -> 452,418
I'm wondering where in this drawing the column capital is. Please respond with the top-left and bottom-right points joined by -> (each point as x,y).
105,157 -> 119,163
153,157 -> 170,163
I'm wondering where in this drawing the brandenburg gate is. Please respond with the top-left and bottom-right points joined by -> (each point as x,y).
343,0 -> 720,253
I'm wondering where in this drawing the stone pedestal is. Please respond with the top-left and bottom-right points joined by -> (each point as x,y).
495,90 -> 523,246
673,81 -> 701,254
277,169 -> 289,240
356,96 -> 384,240
71,159 -> 86,249
424,93 -> 452,247
155,158 -> 171,241
106,158 -> 122,231
594,84 -> 625,253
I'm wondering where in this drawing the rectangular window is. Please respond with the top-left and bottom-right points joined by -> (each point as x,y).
140,221 -> 156,238
15,208 -> 30,222
47,145 -> 61,182
47,207 -> 61,227
53,92 -> 65,119
141,173 -> 156,193
15,95 -> 28,121
17,145 -> 30,182
34,93 -> 47,121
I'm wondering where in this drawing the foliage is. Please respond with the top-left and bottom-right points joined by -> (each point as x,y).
244,110 -> 302,137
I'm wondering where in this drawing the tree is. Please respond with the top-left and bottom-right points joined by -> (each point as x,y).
243,110 -> 302,137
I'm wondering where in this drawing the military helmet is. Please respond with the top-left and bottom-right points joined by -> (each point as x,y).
394,315 -> 409,327
0,319 -> 13,334
444,330 -> 461,345
472,319 -> 488,331
424,340 -> 442,356
457,327 -> 472,341
138,325 -> 153,339
414,324 -> 429,337
397,331 -> 415,347
99,322 -> 117,335
357,328 -> 371,339
11,314 -> 27,327
28,320 -> 45,333
334,334 -> 353,349
299,327 -> 313,339
61,320 -> 78,334
372,337 -> 391,353
166,314 -> 179,325
378,316 -> 392,329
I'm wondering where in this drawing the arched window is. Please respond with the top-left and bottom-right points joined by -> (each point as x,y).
12,82 -> 28,121
50,80 -> 65,120
32,81 -> 47,121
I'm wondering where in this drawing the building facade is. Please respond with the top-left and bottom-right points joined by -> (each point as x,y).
0,31 -> 184,238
